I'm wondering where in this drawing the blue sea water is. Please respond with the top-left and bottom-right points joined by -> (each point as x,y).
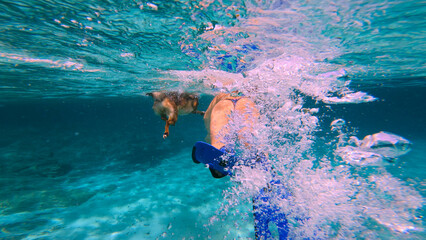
0,0 -> 425,239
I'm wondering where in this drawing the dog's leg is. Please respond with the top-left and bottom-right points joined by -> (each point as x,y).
163,112 -> 177,139
164,121 -> 170,139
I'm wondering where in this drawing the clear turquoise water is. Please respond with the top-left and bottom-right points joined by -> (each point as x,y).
0,0 -> 425,239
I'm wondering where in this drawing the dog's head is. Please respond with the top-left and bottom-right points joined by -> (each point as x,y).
146,92 -> 167,102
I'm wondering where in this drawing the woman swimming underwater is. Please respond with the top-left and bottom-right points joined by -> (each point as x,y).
192,91 -> 290,239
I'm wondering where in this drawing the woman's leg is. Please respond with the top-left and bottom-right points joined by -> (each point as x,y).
253,200 -> 272,240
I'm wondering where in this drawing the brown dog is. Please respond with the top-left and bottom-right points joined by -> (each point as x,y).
147,91 -> 205,139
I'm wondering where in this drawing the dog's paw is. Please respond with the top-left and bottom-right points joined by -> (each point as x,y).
163,132 -> 169,139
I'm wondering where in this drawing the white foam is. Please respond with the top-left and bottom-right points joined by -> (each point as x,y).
336,146 -> 385,166
337,131 -> 412,166
170,52 -> 377,104
322,91 -> 377,104
0,52 -> 103,72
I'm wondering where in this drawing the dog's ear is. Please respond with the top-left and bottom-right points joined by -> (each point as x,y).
147,92 -> 164,100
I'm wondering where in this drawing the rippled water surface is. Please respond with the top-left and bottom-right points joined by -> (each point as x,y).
0,0 -> 425,239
